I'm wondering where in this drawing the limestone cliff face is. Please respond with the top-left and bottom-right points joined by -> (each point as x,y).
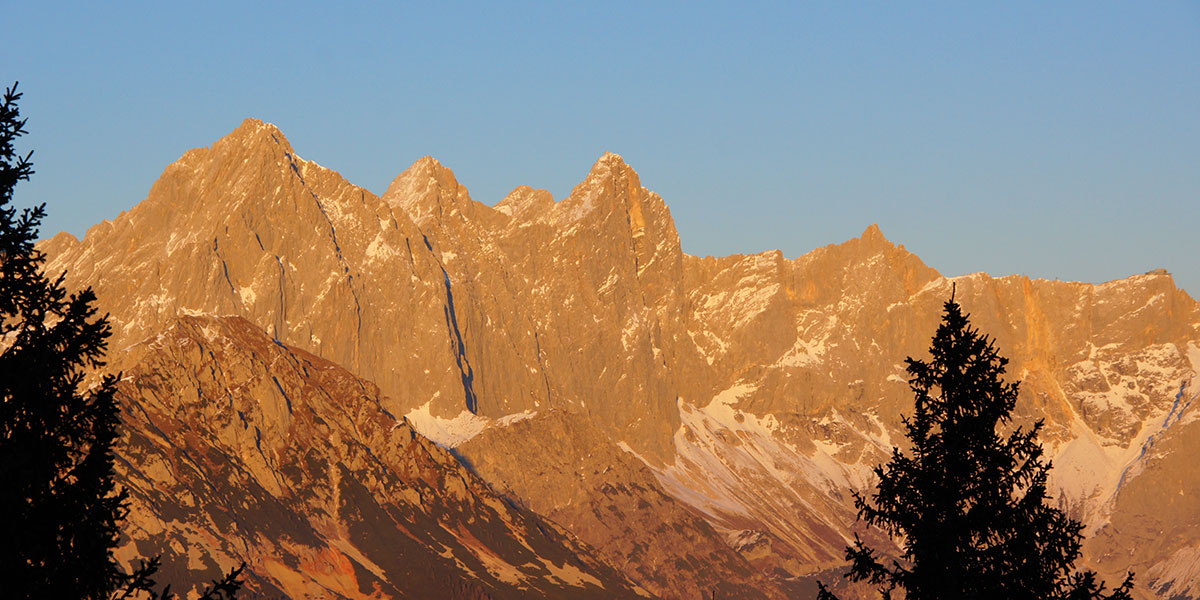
40,121 -> 1200,599
108,315 -> 651,599
41,119 -> 467,424
381,152 -> 693,462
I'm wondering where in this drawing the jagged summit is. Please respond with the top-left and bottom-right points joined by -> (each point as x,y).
214,117 -> 295,156
797,221 -> 924,270
495,184 -> 554,219
233,116 -> 283,136
859,222 -> 887,243
595,151 -> 627,166
581,151 -> 636,185
547,151 -> 652,227
411,154 -> 445,168
396,154 -> 455,183
383,155 -> 454,196
839,222 -> 903,256
382,155 -> 474,228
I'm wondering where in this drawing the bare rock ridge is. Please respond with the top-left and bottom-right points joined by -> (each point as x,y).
40,120 -> 1200,599
110,314 -> 650,599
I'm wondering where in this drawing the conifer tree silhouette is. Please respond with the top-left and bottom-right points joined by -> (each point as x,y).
0,80 -> 128,599
818,292 -> 1133,600
0,82 -> 242,599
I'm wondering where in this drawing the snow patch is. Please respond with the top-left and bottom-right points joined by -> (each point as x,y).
915,276 -> 953,298
238,286 -> 256,305
597,269 -> 621,295
729,284 -> 781,329
1050,360 -> 1200,530
651,381 -> 889,550
616,440 -> 650,464
777,335 -> 829,368
495,410 -> 537,427
405,402 -> 489,447
404,402 -> 538,447
365,235 -> 400,262
560,192 -> 597,224
621,312 -> 643,352
687,328 -> 728,365
1148,543 -> 1200,599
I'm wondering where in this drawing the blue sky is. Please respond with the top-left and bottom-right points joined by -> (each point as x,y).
6,2 -> 1199,294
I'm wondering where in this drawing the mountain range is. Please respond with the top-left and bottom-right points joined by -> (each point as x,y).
40,119 -> 1200,599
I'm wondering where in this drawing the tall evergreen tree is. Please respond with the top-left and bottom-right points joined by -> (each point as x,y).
0,81 -> 128,598
0,83 -> 242,599
818,292 -> 1133,600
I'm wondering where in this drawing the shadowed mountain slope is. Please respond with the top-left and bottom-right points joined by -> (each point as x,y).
109,315 -> 652,599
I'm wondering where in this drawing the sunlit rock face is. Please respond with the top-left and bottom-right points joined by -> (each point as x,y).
42,121 -> 1200,599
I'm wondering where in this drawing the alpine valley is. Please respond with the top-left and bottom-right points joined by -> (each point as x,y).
40,120 -> 1200,599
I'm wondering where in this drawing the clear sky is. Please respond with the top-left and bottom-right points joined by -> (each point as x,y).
6,2 -> 1199,295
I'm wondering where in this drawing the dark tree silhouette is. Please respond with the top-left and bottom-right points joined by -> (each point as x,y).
116,556 -> 245,600
0,82 -> 242,599
0,80 -> 127,599
818,292 -> 1133,600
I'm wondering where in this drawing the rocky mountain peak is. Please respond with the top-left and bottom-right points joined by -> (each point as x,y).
592,151 -> 630,172
553,153 -> 681,258
495,185 -> 554,220
581,151 -> 636,190
144,118 -> 311,226
382,155 -> 471,228
552,153 -> 640,221
214,117 -> 296,160
858,223 -> 890,247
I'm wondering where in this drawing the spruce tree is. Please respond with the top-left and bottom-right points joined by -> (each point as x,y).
0,81 -> 129,598
0,83 -> 242,599
818,292 -> 1133,599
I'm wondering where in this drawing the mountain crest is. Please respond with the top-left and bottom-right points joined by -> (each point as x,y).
859,223 -> 887,244
849,223 -> 907,256
495,185 -> 555,220
382,156 -> 471,228
593,150 -> 628,170
581,151 -> 636,189
552,152 -> 646,226
218,118 -> 295,158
